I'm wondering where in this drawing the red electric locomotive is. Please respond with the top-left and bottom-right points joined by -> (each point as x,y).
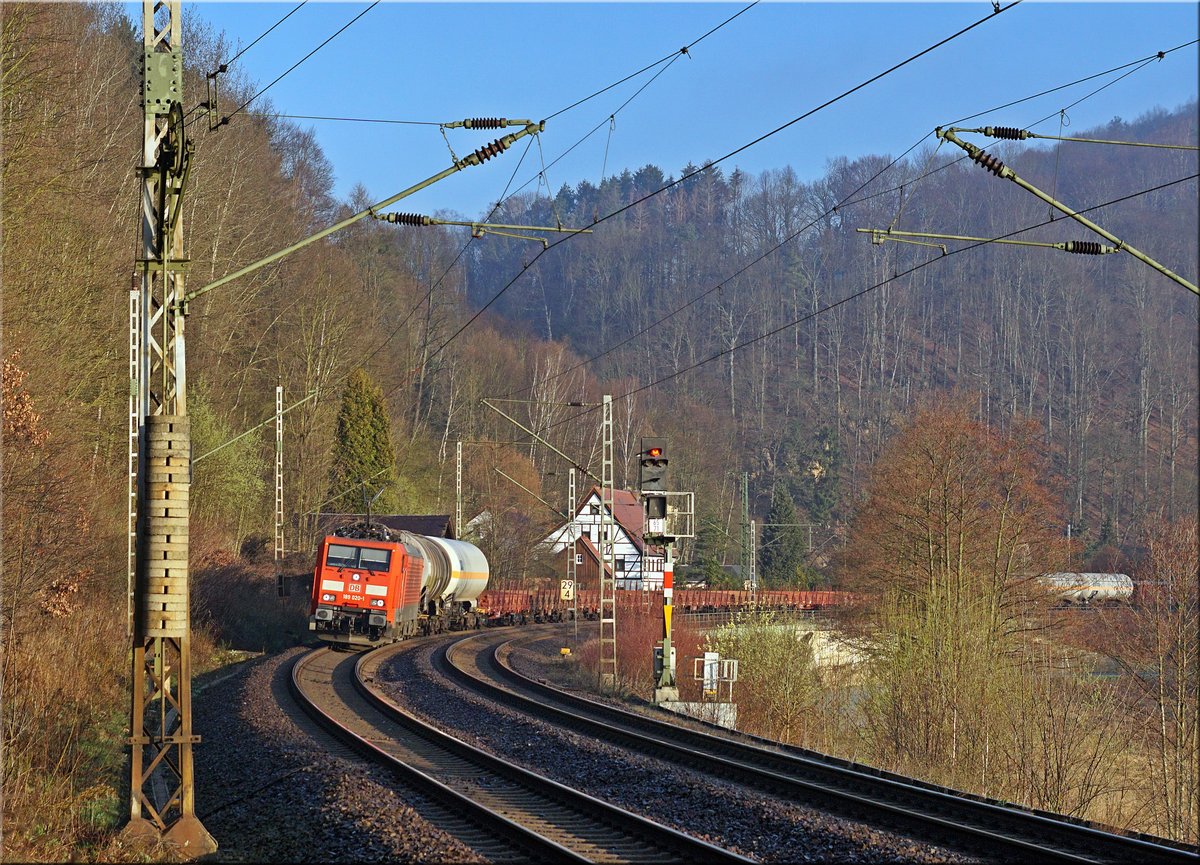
309,523 -> 489,647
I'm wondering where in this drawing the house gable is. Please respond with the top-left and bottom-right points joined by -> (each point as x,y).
541,487 -> 665,588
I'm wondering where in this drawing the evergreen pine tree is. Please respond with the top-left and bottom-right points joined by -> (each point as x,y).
758,486 -> 807,588
328,368 -> 398,514
690,519 -> 737,588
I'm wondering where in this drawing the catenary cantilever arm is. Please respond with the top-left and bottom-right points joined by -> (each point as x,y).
182,121 -> 545,308
937,127 -> 1198,295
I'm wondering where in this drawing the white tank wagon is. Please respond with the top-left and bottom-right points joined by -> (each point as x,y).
1041,572 -> 1133,605
402,533 -> 490,610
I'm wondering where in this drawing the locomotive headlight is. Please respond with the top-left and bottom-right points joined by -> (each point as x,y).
371,599 -> 385,607
322,593 -> 335,602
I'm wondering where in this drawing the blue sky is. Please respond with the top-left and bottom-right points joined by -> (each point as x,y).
169,2 -> 1197,219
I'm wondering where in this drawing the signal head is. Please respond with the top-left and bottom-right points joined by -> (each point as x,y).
639,436 -> 668,493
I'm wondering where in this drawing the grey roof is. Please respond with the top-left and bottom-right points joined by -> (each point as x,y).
315,512 -> 456,539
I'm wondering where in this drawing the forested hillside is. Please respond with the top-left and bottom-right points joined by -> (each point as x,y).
466,106 -> 1198,562
1,4 -> 1196,856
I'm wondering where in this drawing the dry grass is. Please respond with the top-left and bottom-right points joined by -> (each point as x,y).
1,545 -> 310,861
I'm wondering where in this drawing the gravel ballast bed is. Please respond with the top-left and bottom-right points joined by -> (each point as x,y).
191,646 -> 484,863
377,635 -> 985,863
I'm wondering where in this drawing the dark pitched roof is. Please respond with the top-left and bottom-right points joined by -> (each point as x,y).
315,513 -> 455,539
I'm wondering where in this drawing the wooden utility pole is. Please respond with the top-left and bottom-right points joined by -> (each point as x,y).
123,0 -> 215,854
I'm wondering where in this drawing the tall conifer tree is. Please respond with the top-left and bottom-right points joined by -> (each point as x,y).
759,486 -> 807,588
328,367 -> 398,514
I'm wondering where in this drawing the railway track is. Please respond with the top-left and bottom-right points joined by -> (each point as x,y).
289,644 -> 752,864
433,627 -> 1200,865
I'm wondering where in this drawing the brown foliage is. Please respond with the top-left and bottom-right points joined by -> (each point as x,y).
189,546 -> 311,655
3,351 -> 48,447
837,399 -> 1089,793
841,397 -> 1066,606
1099,518 -> 1199,841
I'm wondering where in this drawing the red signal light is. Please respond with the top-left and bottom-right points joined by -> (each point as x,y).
647,447 -> 663,458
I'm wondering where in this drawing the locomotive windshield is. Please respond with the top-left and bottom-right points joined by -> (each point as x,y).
325,543 -> 391,572
326,544 -> 358,568
359,547 -> 391,571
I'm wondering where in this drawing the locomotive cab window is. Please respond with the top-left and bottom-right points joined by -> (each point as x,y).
326,544 -> 358,568
359,547 -> 391,572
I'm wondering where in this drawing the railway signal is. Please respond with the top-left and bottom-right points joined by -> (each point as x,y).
639,437 -> 668,493
639,437 -> 678,703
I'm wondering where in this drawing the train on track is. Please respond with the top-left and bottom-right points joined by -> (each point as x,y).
309,519 -> 1134,647
308,522 -> 489,647
1041,572 -> 1134,605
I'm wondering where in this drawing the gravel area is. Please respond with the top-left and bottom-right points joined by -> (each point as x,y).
191,646 -> 485,863
377,635 -> 987,863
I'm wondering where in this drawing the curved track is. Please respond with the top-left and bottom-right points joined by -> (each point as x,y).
289,643 -> 752,864
435,627 -> 1199,865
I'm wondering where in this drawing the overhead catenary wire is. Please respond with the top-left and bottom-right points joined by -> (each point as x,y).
540,46 -> 1186,397
222,1 -> 308,70
358,4 -> 718,376
357,134 -> 537,370
839,39 -> 1196,212
392,30 -> 1195,409
511,46 -> 1162,401
184,1 -> 310,126
496,49 -> 689,219
222,2 -> 380,127
265,113 -> 442,126
392,0 -> 1024,404
510,134 -> 937,399
537,171 -> 1199,434
545,0 -> 760,122
238,2 -> 751,178
942,40 -> 1196,128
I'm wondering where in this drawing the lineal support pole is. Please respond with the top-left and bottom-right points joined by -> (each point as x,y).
749,519 -> 757,601
741,473 -> 751,597
653,540 -> 679,704
275,384 -> 284,560
936,127 -> 1199,295
598,395 -> 616,690
128,282 -> 140,638
568,467 -> 578,649
124,0 -> 215,855
275,385 -> 286,597
456,440 -> 463,537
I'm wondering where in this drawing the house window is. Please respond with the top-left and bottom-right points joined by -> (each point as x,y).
575,553 -> 583,565
589,503 -> 600,515
615,557 -> 626,573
